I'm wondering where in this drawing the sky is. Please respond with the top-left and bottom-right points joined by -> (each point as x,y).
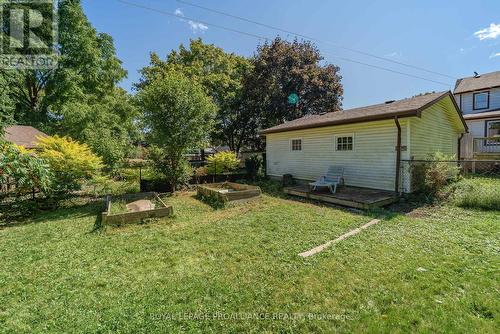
82,0 -> 500,109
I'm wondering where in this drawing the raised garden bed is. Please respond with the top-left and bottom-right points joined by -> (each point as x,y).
197,182 -> 261,203
102,192 -> 173,226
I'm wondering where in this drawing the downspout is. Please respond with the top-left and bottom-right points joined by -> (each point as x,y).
457,133 -> 464,161
394,117 -> 402,193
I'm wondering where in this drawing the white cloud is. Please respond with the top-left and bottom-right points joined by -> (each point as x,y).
489,52 -> 500,58
474,23 -> 500,40
173,8 -> 208,33
384,51 -> 402,59
187,20 -> 208,33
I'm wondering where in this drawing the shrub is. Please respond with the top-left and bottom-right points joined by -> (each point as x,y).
194,166 -> 208,183
147,145 -> 193,190
207,151 -> 240,174
245,154 -> 263,180
36,136 -> 103,195
411,152 -> 460,197
0,141 -> 52,196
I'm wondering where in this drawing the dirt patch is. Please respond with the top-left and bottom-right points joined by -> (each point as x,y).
126,199 -> 155,212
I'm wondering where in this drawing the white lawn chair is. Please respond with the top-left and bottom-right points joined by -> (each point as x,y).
309,166 -> 344,194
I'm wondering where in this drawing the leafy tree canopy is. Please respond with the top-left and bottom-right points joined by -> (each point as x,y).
138,39 -> 252,152
0,72 -> 14,134
245,37 -> 343,138
2,0 -> 136,169
137,71 -> 217,189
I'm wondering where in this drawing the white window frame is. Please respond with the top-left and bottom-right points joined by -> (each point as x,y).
485,119 -> 500,146
290,138 -> 303,152
334,134 -> 355,152
473,91 -> 489,110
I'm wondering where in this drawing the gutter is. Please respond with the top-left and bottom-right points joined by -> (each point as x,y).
394,116 -> 402,193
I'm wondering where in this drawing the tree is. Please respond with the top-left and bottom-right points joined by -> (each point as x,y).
55,88 -> 140,169
0,1 -> 56,127
137,72 -> 216,190
244,38 -> 343,148
2,0 -> 137,168
137,39 -> 253,153
0,72 -> 14,134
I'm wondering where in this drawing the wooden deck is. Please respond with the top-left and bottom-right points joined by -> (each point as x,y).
283,185 -> 398,209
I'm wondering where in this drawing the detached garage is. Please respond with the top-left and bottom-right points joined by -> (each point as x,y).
260,91 -> 468,194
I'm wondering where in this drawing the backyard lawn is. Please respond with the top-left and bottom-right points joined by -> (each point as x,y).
0,188 -> 498,333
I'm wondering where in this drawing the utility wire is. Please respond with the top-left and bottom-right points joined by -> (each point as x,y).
117,0 -> 269,40
176,0 -> 457,80
116,0 -> 452,87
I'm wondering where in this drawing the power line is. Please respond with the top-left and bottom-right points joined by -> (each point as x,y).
116,0 -> 452,87
117,0 -> 269,41
176,0 -> 457,80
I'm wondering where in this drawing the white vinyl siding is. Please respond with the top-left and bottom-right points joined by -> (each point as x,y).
265,95 -> 465,193
266,119 -> 408,191
410,99 -> 463,159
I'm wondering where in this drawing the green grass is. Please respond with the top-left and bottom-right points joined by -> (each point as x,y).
109,199 -> 129,214
448,176 -> 500,210
0,191 -> 498,333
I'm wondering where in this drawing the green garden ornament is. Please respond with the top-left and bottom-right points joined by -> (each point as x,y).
287,93 -> 299,106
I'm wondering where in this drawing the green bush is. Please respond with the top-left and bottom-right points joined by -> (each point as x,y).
207,151 -> 240,174
37,135 -> 103,195
411,152 -> 460,197
147,145 -> 193,190
245,154 -> 263,180
0,142 -> 52,196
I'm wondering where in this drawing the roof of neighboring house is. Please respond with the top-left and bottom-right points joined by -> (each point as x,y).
454,71 -> 500,94
3,125 -> 47,149
204,146 -> 231,154
463,110 -> 500,120
260,91 -> 466,134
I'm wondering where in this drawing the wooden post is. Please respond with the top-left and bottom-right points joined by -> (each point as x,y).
213,160 -> 217,183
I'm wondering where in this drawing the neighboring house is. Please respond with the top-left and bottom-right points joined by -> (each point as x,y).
261,91 -> 467,193
3,125 -> 47,149
454,71 -> 500,159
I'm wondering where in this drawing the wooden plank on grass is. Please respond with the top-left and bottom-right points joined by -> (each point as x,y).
298,219 -> 381,258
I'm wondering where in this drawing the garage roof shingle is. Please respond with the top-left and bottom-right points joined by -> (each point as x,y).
260,91 -> 461,134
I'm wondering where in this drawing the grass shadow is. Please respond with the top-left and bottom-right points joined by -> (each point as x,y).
0,195 -> 105,230
194,193 -> 226,210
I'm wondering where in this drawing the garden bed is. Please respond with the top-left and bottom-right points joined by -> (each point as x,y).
102,192 -> 173,225
197,182 -> 261,203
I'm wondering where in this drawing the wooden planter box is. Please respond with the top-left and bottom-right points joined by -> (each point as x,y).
102,192 -> 173,226
197,182 -> 261,203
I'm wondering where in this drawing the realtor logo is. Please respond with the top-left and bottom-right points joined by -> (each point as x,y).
0,0 -> 58,69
